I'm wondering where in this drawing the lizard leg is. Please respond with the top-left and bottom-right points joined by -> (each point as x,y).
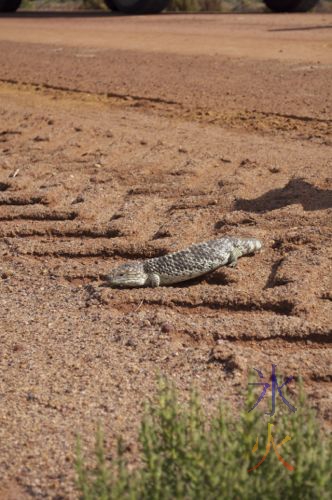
148,273 -> 161,287
227,248 -> 243,268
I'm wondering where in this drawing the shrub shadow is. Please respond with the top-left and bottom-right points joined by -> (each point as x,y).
235,178 -> 332,213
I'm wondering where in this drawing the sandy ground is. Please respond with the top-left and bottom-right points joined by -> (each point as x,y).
0,11 -> 331,499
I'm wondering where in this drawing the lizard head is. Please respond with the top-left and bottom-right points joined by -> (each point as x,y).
105,262 -> 148,288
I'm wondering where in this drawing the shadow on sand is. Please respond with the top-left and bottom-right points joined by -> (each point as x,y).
235,178 -> 332,213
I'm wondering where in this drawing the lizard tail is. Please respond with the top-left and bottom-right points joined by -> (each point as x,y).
233,237 -> 262,255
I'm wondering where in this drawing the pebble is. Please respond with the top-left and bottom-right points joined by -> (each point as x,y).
161,322 -> 173,334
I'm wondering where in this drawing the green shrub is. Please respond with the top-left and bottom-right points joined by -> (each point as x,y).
76,379 -> 332,499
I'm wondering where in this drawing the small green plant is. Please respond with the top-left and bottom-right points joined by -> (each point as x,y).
76,378 -> 332,499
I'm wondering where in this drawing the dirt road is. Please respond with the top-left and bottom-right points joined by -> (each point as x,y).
0,12 -> 331,498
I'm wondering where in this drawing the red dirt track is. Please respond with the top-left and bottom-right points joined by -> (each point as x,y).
0,11 -> 331,498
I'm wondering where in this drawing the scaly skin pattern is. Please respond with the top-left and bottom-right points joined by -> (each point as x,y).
106,236 -> 262,288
